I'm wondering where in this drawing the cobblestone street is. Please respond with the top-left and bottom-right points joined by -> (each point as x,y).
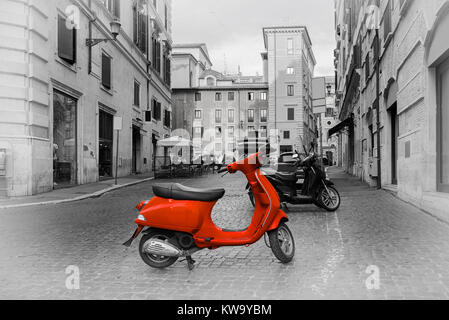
1,168 -> 449,300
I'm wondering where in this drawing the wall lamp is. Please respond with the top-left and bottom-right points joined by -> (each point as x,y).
86,18 -> 121,47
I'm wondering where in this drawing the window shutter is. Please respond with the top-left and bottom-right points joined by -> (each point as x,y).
102,54 -> 111,89
58,15 -> 76,64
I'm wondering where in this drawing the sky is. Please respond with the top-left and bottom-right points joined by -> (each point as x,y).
172,0 -> 336,77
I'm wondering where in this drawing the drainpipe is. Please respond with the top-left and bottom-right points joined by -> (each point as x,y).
88,0 -> 92,74
375,29 -> 382,189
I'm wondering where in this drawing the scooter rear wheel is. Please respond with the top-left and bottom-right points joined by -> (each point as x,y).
268,222 -> 295,263
139,230 -> 178,269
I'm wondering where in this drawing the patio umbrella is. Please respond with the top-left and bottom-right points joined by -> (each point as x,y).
157,136 -> 192,147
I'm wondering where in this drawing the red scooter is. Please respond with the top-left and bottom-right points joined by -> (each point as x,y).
123,152 -> 295,270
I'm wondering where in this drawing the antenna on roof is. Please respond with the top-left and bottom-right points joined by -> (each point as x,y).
223,53 -> 227,75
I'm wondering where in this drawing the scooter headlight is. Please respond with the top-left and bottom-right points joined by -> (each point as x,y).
137,214 -> 146,221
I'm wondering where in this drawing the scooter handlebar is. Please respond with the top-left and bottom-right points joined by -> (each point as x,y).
217,167 -> 228,174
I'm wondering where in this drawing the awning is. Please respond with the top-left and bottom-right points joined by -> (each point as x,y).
328,117 -> 353,138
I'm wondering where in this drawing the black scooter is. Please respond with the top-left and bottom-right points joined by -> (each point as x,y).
246,145 -> 341,212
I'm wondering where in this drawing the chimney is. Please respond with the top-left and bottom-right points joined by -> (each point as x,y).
261,52 -> 268,82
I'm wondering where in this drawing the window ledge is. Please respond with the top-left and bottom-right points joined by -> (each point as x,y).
100,85 -> 113,96
55,56 -> 77,73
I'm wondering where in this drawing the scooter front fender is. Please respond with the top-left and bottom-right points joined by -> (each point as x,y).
266,210 -> 289,232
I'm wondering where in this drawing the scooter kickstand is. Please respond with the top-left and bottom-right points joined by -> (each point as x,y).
186,256 -> 196,270
282,202 -> 289,212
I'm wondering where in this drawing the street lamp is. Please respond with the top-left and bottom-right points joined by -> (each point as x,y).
86,18 -> 122,47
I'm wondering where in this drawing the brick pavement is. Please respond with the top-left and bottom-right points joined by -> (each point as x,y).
0,168 -> 449,299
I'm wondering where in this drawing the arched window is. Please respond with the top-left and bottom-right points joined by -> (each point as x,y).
207,77 -> 215,86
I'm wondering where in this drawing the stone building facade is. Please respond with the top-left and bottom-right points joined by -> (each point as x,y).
0,0 -> 173,197
332,0 -> 449,220
172,45 -> 269,161
172,26 -> 318,159
263,26 -> 318,153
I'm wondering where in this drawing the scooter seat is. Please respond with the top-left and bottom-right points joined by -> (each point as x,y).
153,183 -> 225,202
274,172 -> 298,182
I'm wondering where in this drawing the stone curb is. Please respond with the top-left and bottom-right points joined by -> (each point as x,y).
0,177 -> 155,210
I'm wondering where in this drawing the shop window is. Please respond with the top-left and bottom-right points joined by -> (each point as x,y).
53,90 -> 77,187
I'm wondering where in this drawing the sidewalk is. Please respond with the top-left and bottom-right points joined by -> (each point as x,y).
0,173 -> 154,209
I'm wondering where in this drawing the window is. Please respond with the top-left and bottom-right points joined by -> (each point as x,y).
194,110 -> 202,119
248,92 -> 255,101
133,80 -> 140,107
101,53 -> 112,89
248,109 -> 255,123
383,0 -> 392,42
438,57 -> 449,192
195,92 -> 201,101
145,110 -> 151,122
260,109 -> 267,122
163,44 -> 171,86
283,131 -> 290,139
215,92 -> 222,101
193,127 -> 203,138
228,92 -> 235,101
287,67 -> 294,75
101,0 -> 120,18
228,126 -> 234,137
152,36 -> 161,73
133,0 -> 147,54
58,15 -> 76,65
215,126 -> 222,138
287,108 -> 294,121
153,0 -> 157,9
287,38 -> 294,55
164,109 -> 171,128
365,53 -> 370,83
228,109 -> 235,123
215,143 -> 222,153
207,77 -> 215,86
152,99 -> 161,121
287,85 -> 294,96
260,92 -> 267,101
260,126 -> 267,138
215,109 -> 222,123
248,126 -> 257,138
164,4 -> 168,30
228,143 -> 235,152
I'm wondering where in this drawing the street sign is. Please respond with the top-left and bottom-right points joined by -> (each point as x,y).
312,77 -> 326,115
114,116 -> 122,131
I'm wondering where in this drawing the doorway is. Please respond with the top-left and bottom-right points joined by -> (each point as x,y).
132,126 -> 141,174
389,103 -> 399,185
99,110 -> 113,180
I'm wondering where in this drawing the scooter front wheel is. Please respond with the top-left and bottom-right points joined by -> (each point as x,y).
139,230 -> 178,269
268,222 -> 295,263
318,186 -> 341,212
